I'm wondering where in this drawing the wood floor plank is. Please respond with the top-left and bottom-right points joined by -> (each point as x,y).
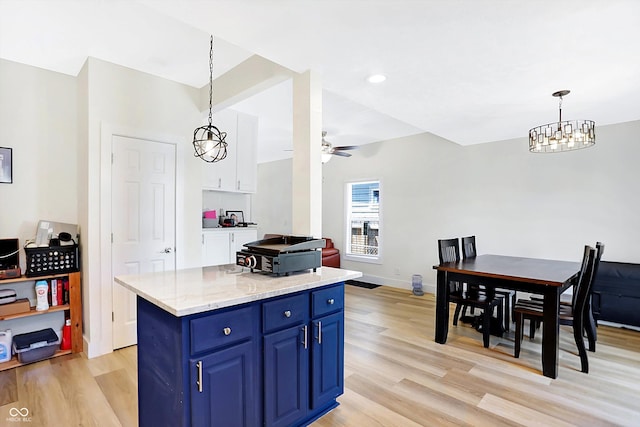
50,356 -> 123,427
477,393 -> 576,427
0,368 -> 17,406
94,368 -> 138,427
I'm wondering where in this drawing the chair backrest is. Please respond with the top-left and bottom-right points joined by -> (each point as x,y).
462,236 -> 477,259
573,241 -> 604,307
573,245 -> 598,321
593,241 -> 605,279
438,238 -> 460,264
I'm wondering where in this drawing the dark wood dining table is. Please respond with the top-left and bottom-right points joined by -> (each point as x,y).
433,254 -> 581,379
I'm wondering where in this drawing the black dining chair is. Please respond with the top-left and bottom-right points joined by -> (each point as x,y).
513,245 -> 598,373
461,236 -> 516,331
516,242 -> 604,351
438,238 -> 503,348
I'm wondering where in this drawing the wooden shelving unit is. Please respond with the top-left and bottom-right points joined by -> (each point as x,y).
0,271 -> 82,371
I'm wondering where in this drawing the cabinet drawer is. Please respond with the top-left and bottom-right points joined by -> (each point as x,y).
263,293 -> 308,334
312,284 -> 344,318
190,306 -> 255,355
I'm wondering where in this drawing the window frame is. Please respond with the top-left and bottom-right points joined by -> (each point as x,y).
343,179 -> 382,264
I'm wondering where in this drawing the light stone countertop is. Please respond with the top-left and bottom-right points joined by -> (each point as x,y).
115,265 -> 362,317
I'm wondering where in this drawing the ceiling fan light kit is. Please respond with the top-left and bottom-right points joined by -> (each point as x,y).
529,90 -> 595,153
321,131 -> 357,163
193,35 -> 228,163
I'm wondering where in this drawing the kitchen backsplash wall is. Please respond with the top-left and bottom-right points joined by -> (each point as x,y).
202,191 -> 252,223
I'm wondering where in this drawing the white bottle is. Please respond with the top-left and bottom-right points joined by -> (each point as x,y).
35,280 -> 49,311
0,329 -> 11,363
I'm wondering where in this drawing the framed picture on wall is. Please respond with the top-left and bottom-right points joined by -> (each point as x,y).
0,147 -> 12,184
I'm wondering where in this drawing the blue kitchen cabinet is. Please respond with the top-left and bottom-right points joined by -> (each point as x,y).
311,310 -> 344,410
190,340 -> 257,427
136,282 -> 344,427
264,324 -> 310,427
264,284 -> 345,427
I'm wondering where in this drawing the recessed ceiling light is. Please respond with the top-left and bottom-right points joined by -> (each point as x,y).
367,74 -> 386,84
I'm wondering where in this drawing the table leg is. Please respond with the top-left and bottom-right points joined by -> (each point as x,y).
542,287 -> 561,379
435,270 -> 449,344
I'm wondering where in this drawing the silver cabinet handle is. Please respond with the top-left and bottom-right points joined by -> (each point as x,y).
223,327 -> 232,336
302,325 -> 308,349
316,321 -> 322,344
196,360 -> 203,393
284,310 -> 291,318
237,180 -> 240,190
327,298 -> 335,305
218,178 -> 221,188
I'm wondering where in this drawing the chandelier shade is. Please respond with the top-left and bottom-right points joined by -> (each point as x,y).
529,90 -> 595,153
193,35 -> 228,163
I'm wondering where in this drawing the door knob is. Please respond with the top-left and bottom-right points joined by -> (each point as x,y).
162,247 -> 173,253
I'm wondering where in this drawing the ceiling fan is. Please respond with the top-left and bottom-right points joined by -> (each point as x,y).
321,131 -> 357,162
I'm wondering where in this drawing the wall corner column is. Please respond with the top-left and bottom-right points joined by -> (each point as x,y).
292,70 -> 322,238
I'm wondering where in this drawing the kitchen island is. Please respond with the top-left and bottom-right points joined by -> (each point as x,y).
115,264 -> 362,427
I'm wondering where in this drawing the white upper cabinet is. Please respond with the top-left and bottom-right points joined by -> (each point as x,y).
202,109 -> 258,193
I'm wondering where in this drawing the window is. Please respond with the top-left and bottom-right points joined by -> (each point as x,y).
345,180 -> 381,262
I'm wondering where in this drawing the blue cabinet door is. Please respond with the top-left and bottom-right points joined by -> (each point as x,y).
311,311 -> 344,410
264,325 -> 309,427
191,340 -> 259,427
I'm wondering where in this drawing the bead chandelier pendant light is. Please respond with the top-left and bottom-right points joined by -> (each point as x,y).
529,90 -> 595,153
193,35 -> 228,163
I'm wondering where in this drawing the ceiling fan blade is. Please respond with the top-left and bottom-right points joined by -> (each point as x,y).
332,151 -> 352,157
333,145 -> 358,151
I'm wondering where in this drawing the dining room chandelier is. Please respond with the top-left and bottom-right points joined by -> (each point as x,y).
193,35 -> 228,163
529,90 -> 595,153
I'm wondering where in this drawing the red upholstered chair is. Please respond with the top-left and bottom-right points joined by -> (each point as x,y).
322,238 -> 341,268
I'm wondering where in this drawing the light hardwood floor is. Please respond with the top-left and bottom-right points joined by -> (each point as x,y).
1,285 -> 639,426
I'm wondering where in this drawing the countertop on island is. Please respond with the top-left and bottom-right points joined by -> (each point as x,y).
115,265 -> 362,317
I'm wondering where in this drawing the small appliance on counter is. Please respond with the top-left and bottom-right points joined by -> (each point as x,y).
236,235 -> 325,276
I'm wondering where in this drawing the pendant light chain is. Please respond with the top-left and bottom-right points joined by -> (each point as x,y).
208,35 -> 213,127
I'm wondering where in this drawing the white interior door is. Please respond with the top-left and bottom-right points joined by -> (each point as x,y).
111,135 -> 176,349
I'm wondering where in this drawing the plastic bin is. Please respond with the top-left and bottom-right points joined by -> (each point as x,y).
12,328 -> 60,364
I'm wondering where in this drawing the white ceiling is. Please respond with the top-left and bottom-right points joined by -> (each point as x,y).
2,0 -> 640,163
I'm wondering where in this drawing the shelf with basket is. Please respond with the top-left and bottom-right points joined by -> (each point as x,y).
0,271 -> 82,371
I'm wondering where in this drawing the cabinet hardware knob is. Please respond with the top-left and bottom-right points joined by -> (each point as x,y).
284,310 -> 291,318
327,298 -> 335,305
223,327 -> 232,336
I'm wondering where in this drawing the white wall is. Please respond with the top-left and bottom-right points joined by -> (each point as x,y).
0,59 -> 77,249
253,158 -> 293,238
255,120 -> 640,292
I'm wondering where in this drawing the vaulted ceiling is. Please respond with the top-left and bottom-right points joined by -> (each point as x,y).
2,0 -> 639,163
